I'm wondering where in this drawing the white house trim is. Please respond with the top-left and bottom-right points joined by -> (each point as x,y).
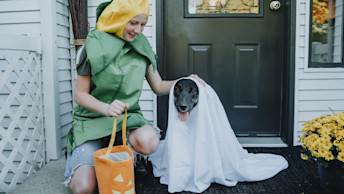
0,34 -> 41,53
40,0 -> 62,160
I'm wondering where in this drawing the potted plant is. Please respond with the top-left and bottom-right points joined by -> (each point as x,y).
299,112 -> 344,193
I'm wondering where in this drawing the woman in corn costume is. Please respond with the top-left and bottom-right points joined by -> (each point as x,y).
64,0 -> 204,193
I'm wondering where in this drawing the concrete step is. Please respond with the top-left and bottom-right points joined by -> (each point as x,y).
9,157 -> 72,194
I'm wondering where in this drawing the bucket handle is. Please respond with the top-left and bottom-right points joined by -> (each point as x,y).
105,108 -> 127,159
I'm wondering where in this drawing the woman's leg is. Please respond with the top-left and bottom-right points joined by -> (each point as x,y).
70,166 -> 97,194
128,125 -> 160,155
65,137 -> 110,194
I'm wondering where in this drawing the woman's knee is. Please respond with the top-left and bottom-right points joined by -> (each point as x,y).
143,134 -> 159,154
129,125 -> 159,155
70,166 -> 97,194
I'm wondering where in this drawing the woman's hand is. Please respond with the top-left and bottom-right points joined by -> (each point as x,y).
189,74 -> 206,86
106,100 -> 130,117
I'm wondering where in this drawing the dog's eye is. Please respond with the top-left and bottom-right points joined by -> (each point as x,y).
188,88 -> 195,93
176,84 -> 183,91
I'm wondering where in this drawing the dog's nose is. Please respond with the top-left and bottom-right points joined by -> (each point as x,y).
180,105 -> 188,112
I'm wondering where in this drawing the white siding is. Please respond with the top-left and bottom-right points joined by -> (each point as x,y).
294,0 -> 344,145
0,0 -> 41,36
87,0 -> 158,126
56,0 -> 73,154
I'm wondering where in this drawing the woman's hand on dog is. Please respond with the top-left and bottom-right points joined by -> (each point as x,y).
189,74 -> 206,86
106,100 -> 129,117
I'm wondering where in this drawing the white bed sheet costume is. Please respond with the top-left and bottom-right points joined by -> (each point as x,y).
149,77 -> 288,193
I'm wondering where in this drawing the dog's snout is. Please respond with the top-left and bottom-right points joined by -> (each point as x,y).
179,105 -> 188,112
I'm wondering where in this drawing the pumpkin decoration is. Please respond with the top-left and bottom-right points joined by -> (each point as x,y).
112,173 -> 135,194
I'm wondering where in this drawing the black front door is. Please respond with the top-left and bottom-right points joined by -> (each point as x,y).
160,0 -> 288,137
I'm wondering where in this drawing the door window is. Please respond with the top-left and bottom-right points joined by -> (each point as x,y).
309,0 -> 344,67
186,0 -> 262,17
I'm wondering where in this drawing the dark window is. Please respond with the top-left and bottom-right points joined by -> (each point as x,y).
309,0 -> 344,68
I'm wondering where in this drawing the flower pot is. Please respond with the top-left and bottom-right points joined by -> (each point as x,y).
317,161 -> 344,193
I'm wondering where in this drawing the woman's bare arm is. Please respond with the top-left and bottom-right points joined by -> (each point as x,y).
74,75 -> 128,117
145,65 -> 175,95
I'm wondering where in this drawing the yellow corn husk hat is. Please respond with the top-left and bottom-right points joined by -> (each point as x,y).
96,0 -> 150,39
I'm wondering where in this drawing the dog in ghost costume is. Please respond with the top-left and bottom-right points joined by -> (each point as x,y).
149,77 -> 288,193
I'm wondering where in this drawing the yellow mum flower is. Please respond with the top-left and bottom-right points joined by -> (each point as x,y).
338,141 -> 344,151
322,140 -> 333,150
313,141 -> 320,150
338,121 -> 344,127
333,116 -> 341,122
299,136 -> 305,143
302,125 -> 311,134
337,151 -> 344,163
318,148 -> 327,157
321,128 -> 330,136
307,134 -> 319,142
335,132 -> 342,140
308,144 -> 316,152
312,150 -> 320,158
321,134 -> 331,142
312,122 -> 322,129
339,131 -> 344,139
301,153 -> 309,160
325,151 -> 334,161
333,139 -> 340,147
305,141 -> 313,150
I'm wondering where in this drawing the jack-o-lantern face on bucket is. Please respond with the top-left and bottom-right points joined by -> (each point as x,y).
111,173 -> 135,194
93,145 -> 135,193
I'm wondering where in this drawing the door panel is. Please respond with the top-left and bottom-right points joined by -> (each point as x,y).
234,44 -> 259,109
163,0 -> 285,136
188,45 -> 212,81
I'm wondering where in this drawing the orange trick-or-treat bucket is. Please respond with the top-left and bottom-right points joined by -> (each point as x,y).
93,109 -> 135,194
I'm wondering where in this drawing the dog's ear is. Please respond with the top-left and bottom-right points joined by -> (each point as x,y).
174,82 -> 182,104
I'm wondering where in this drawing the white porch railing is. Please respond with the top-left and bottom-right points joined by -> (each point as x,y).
0,34 -> 44,193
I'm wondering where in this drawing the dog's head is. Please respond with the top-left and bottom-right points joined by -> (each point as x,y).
174,79 -> 199,122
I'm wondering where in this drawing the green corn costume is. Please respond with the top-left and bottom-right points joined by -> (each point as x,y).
66,1 -> 156,153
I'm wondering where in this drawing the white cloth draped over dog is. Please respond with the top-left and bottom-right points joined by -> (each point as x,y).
149,77 -> 288,193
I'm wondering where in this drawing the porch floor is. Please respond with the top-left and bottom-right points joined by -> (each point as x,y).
10,146 -> 323,194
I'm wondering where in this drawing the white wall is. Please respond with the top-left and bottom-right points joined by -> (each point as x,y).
0,0 -> 41,36
56,0 -> 74,157
294,0 -> 344,145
